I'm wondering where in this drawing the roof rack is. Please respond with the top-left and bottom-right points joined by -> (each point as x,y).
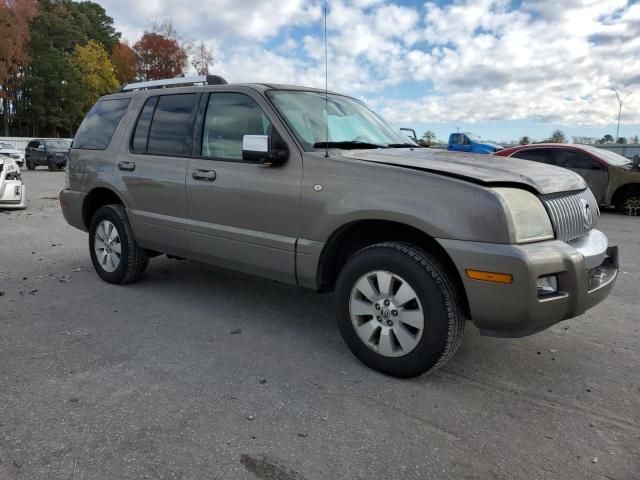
119,75 -> 228,92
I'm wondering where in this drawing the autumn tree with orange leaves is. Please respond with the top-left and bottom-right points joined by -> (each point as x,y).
111,42 -> 138,84
133,32 -> 188,81
0,0 -> 38,135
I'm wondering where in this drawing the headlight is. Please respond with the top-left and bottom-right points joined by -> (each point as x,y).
4,162 -> 18,174
493,188 -> 554,243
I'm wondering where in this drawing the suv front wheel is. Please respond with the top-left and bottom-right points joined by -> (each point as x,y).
335,242 -> 465,378
89,204 -> 149,284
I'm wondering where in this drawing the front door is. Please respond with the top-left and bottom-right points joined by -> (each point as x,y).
186,91 -> 302,284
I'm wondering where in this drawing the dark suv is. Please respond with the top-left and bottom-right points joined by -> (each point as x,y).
25,139 -> 71,171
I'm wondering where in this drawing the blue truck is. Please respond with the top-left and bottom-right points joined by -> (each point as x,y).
447,132 -> 503,154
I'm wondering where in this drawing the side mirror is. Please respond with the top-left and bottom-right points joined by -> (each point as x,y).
38,145 -> 45,150
242,134 -> 288,166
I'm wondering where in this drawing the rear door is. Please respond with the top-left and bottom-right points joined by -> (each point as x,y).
553,149 -> 608,202
186,90 -> 302,284
119,93 -> 200,257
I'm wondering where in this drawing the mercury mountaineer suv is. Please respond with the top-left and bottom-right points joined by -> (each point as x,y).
59,75 -> 619,378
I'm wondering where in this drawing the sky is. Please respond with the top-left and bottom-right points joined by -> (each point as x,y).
100,0 -> 640,143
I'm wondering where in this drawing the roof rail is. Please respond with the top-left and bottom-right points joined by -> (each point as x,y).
119,75 -> 228,92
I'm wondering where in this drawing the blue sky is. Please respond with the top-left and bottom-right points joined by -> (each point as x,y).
102,0 -> 640,143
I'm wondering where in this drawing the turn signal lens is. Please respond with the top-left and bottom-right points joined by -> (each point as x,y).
466,269 -> 513,284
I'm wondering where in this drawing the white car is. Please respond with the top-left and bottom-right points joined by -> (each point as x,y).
0,141 -> 25,167
0,157 -> 27,209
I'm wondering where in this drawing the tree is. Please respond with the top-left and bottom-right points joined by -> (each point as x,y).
0,0 -> 38,135
18,0 -> 120,136
617,137 -> 627,144
73,1 -> 120,51
519,136 -> 530,145
420,131 -> 436,146
191,41 -> 214,75
572,136 -> 597,145
549,130 -> 566,143
133,32 -> 188,81
71,40 -> 119,112
597,134 -> 614,144
111,42 -> 137,84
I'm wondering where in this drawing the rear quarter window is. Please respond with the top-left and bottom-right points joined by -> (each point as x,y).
73,99 -> 131,150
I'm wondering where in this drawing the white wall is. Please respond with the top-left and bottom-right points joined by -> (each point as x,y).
0,137 -> 73,150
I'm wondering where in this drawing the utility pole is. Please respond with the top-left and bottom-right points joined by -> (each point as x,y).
611,88 -> 632,142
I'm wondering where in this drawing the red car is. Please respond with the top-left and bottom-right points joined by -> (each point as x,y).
495,143 -> 640,214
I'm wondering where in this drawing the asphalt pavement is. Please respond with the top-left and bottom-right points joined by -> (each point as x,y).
0,169 -> 638,480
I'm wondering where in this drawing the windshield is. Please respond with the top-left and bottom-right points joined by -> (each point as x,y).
582,145 -> 632,166
0,142 -> 16,149
46,140 -> 71,150
267,91 -> 411,150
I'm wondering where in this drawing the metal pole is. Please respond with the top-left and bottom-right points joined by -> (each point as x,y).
616,102 -> 622,142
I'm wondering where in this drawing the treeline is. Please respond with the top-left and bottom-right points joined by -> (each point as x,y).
0,0 -> 214,138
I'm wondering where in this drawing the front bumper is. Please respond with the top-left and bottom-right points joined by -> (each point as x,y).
0,179 -> 27,209
439,229 -> 618,337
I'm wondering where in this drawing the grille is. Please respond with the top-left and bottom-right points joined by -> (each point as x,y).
541,189 -> 599,242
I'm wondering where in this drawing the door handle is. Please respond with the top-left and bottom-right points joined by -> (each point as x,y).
192,169 -> 217,181
118,160 -> 136,172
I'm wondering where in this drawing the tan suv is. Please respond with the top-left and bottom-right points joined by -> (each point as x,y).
60,76 -> 618,377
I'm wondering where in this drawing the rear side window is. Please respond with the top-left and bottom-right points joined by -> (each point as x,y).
554,150 -> 599,169
513,149 -> 554,164
131,96 -> 158,153
74,99 -> 131,150
147,94 -> 198,156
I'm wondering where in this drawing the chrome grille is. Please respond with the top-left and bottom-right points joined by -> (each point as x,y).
541,189 -> 599,242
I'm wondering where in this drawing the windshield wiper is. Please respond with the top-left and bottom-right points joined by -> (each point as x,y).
313,141 -> 385,150
386,143 -> 417,148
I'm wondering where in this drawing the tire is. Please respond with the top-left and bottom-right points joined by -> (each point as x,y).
335,242 -> 465,378
89,204 -> 149,284
47,157 -> 60,171
615,188 -> 640,216
26,158 -> 35,170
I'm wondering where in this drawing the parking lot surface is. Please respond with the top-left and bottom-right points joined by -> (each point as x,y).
1,170 -> 639,480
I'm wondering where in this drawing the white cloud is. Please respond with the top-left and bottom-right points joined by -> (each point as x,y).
105,0 -> 640,127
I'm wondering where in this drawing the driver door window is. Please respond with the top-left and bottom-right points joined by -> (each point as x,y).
202,93 -> 271,162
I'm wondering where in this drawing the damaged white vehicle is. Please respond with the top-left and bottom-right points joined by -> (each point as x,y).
0,157 -> 27,209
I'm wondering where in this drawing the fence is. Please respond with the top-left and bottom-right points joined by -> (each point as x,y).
593,144 -> 640,160
0,137 -> 73,150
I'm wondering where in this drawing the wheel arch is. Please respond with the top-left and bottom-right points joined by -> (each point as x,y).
316,219 -> 471,319
82,187 -> 126,229
611,182 -> 640,205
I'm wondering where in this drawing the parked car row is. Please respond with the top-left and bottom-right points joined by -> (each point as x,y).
0,139 -> 72,171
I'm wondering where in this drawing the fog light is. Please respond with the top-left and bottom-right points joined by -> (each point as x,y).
537,275 -> 558,296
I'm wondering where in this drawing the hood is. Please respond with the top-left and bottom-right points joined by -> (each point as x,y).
0,148 -> 23,158
482,142 -> 503,150
340,148 -> 586,195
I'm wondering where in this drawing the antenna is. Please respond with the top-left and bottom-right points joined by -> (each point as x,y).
324,1 -> 329,158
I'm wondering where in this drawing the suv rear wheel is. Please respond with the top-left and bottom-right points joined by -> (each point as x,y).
335,242 -> 465,378
89,204 -> 149,284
